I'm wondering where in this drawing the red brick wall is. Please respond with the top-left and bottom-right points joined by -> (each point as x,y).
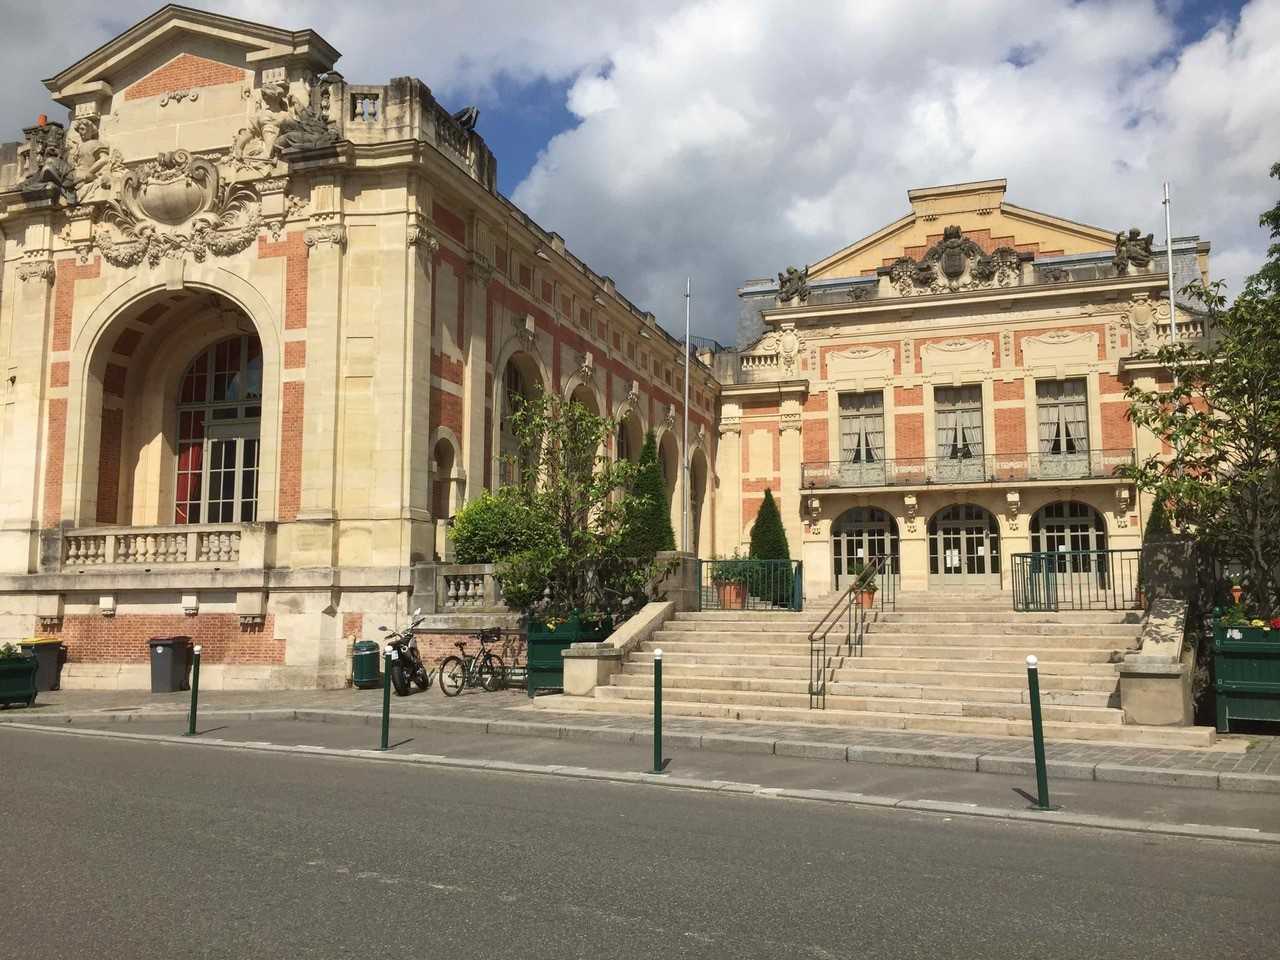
279,381 -> 304,521
895,412 -> 924,459
1097,372 -> 1127,396
48,614 -> 283,664
431,351 -> 464,385
894,385 -> 922,406
95,408 -> 124,524
994,407 -> 1026,455
1101,401 -> 1133,450
342,613 -> 364,641
52,258 -> 101,351
432,201 -> 466,245
42,398 -> 67,527
257,233 -> 308,329
994,379 -> 1024,401
124,53 -> 244,101
284,341 -> 306,369
103,363 -> 127,397
50,362 -> 69,388
430,387 -> 464,438
415,632 -> 526,671
803,418 -> 829,463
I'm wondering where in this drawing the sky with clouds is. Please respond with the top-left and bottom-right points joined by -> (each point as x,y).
2,0 -> 1276,344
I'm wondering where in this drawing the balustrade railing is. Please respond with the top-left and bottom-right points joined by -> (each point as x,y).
434,563 -> 506,612
61,524 -> 253,569
802,448 -> 1134,490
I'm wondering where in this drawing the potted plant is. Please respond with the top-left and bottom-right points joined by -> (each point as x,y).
0,641 -> 38,708
854,564 -> 879,609
711,551 -> 752,610
1213,606 -> 1280,733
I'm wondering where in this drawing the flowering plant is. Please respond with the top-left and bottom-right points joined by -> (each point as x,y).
0,642 -> 30,661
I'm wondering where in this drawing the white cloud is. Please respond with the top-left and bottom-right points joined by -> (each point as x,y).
1,0 -> 1275,344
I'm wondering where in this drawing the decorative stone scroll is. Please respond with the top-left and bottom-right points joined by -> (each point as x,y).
1005,490 -> 1021,532
884,225 -> 1024,296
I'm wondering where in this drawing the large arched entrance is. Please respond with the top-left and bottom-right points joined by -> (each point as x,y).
928,503 -> 1000,587
1030,500 -> 1108,554
615,409 -> 642,464
689,446 -> 710,557
76,288 -> 277,528
831,506 -> 899,590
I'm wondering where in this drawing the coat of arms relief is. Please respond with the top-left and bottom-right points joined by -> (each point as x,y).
12,73 -> 338,269
884,225 -> 1026,296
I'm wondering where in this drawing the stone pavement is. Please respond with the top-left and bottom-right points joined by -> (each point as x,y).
7,686 -> 1280,790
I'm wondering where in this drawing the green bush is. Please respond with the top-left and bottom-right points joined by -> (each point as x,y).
621,431 -> 676,560
747,488 -> 793,605
450,489 -> 554,564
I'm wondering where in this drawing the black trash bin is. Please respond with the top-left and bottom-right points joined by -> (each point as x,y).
148,636 -> 193,693
20,638 -> 67,692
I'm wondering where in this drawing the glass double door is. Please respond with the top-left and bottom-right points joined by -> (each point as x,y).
928,505 -> 1000,587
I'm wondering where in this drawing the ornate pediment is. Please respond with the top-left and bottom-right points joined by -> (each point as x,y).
883,225 -> 1025,296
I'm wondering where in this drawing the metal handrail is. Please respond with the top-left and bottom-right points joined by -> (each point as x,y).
808,555 -> 894,709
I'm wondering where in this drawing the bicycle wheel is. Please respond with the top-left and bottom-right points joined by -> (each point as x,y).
439,656 -> 466,697
390,662 -> 411,697
479,654 -> 505,692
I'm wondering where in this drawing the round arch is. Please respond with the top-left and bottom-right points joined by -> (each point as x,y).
831,506 -> 900,590
927,502 -> 1001,587
67,284 -> 281,527
492,348 -> 546,487
689,444 -> 711,557
615,407 -> 643,463
1030,500 -> 1108,554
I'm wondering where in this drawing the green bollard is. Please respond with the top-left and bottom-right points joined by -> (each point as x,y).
651,648 -> 664,773
380,646 -> 393,751
185,644 -> 202,737
1026,655 -> 1050,809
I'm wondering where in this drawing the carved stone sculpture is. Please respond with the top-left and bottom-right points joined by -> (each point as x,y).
1113,227 -> 1154,274
66,116 -> 123,204
232,79 -> 337,164
885,225 -> 1023,295
776,265 -> 808,304
17,121 -> 74,201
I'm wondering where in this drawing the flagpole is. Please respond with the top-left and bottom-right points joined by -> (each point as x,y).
1163,182 -> 1177,341
682,277 -> 691,554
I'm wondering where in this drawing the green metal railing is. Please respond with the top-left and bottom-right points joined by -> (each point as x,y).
1011,549 -> 1141,612
808,556 -> 896,708
698,559 -> 803,612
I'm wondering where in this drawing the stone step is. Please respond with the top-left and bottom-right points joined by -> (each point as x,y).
644,638 -> 1128,657
598,682 -> 1123,724
627,661 -> 1119,693
631,651 -> 1122,675
656,626 -> 1138,644
533,696 -> 1216,748
614,672 -> 1116,708
872,610 -> 1143,625
664,618 -> 1141,636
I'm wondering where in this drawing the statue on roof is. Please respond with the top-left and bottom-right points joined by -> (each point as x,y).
1113,227 -> 1154,274
777,265 -> 808,304
232,79 -> 337,164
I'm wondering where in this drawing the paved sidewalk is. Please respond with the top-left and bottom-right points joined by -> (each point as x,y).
7,686 -> 1280,791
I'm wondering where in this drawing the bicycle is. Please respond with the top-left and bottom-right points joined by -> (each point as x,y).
438,627 -> 506,697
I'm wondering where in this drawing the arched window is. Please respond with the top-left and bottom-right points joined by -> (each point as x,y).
831,507 -> 900,589
928,503 -> 1000,586
1030,501 -> 1107,554
175,335 -> 262,524
499,357 -> 539,486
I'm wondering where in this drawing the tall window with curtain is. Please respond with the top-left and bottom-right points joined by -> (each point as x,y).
839,391 -> 884,463
1035,378 -> 1089,478
935,385 -> 983,459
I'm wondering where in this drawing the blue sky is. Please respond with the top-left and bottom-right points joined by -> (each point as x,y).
2,0 -> 1276,343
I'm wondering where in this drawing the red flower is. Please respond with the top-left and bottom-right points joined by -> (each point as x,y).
1271,618 -> 1280,630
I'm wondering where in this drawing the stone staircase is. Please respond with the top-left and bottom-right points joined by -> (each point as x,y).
536,590 -> 1217,748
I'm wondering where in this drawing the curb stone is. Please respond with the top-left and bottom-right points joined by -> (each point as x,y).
6,721 -> 1277,847
2,709 -> 1275,795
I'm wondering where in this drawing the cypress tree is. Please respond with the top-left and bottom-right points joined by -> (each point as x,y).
626,431 -> 676,558
748,488 -> 793,605
1144,496 -> 1173,541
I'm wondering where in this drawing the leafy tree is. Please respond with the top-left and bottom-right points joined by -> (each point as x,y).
747,488 -> 793,605
1121,162 -> 1280,614
622,431 -> 676,559
495,393 -> 651,626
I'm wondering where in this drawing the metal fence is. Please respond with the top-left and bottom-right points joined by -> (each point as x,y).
808,556 -> 896,708
1011,549 -> 1141,611
698,559 -> 804,612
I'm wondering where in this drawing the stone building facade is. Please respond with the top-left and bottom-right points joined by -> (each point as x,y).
0,8 -> 1205,690
0,7 -> 719,688
719,179 -> 1208,598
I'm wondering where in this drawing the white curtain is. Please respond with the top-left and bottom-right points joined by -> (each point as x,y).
1037,404 -> 1059,454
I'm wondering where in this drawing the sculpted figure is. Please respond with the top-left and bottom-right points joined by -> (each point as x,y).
66,117 -> 118,203
1114,227 -> 1155,274
233,79 -> 337,162
777,265 -> 809,303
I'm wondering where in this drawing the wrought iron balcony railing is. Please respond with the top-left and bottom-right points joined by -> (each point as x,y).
801,449 -> 1135,490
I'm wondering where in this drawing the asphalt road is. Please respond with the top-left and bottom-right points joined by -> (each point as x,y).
3,727 -> 1278,960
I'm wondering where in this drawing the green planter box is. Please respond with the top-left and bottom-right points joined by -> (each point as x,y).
1214,623 -> 1280,733
0,656 -> 39,708
526,614 -> 610,698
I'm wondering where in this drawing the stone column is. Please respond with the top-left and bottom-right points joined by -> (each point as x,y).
714,413 -> 741,552
292,210 -> 346,567
462,255 -> 493,503
898,493 -> 929,592
779,399 -> 804,559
